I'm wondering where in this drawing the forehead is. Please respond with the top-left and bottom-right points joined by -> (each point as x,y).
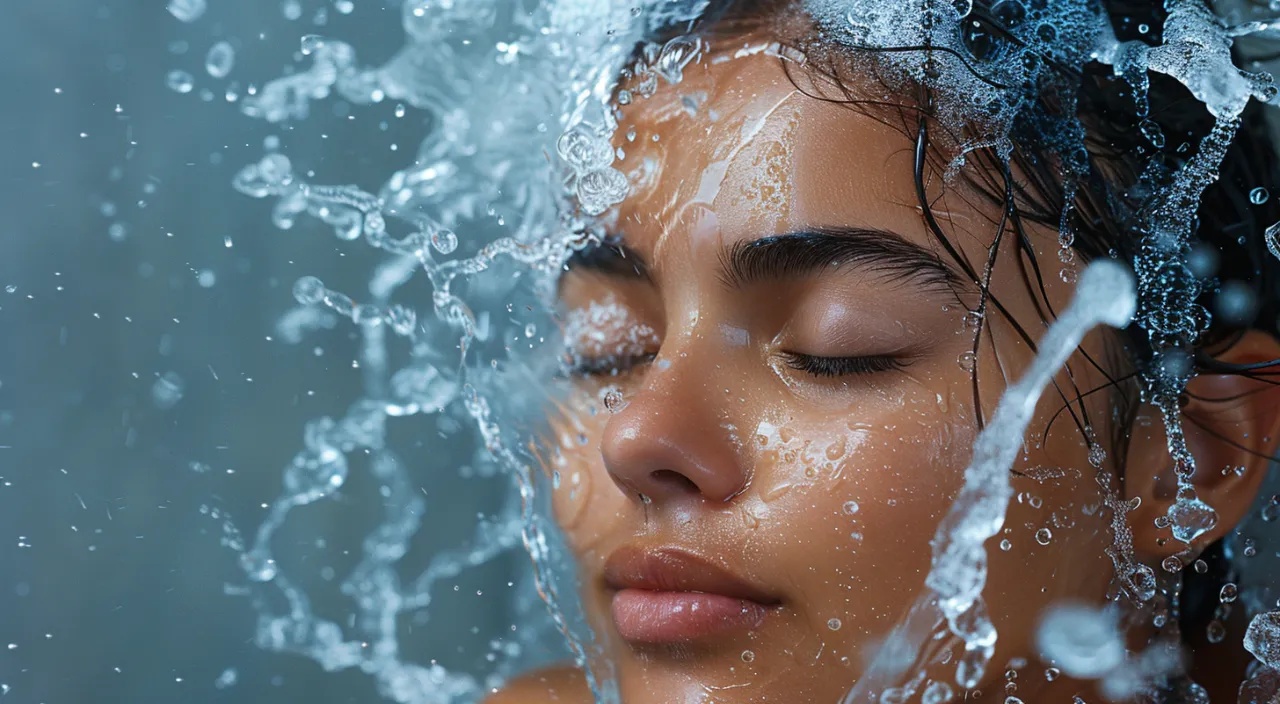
611,41 -> 939,265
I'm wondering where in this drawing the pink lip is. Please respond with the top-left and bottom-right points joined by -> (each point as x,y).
603,547 -> 779,644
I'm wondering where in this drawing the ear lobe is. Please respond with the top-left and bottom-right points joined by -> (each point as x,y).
1126,331 -> 1280,561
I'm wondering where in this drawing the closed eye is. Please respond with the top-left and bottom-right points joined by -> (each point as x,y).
780,352 -> 907,378
563,352 -> 657,378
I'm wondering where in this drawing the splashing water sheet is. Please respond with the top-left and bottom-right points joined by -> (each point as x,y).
12,0 -> 1280,702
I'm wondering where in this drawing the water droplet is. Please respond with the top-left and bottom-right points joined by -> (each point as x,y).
166,70 -> 194,94
656,36 -> 702,84
300,35 -> 326,55
205,41 -> 236,78
740,650 -> 755,663
1035,528 -> 1052,546
1245,611 -> 1280,669
1252,187 -> 1270,205
827,618 -> 842,631
1044,667 -> 1060,682
923,680 -> 954,704
1262,495 -> 1280,522
430,229 -> 458,254
557,124 -> 614,172
166,0 -> 207,22
842,500 -> 859,516
239,550 -> 277,582
601,388 -> 627,414
957,351 -> 976,373
292,276 -> 326,305
1036,603 -> 1124,679
1166,492 -> 1218,544
214,668 -> 238,689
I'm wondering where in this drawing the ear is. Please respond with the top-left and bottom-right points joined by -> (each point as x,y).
1127,331 -> 1280,560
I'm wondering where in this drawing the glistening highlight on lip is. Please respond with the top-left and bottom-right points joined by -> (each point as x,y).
604,547 -> 780,644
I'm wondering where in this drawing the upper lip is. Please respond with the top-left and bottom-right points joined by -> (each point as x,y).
603,546 -> 781,605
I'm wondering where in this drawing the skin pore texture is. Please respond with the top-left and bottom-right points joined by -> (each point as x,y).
488,36 -> 1280,704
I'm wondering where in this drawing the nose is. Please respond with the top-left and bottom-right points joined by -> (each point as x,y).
599,359 -> 750,504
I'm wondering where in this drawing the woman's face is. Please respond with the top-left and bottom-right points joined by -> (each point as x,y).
545,42 -> 1138,702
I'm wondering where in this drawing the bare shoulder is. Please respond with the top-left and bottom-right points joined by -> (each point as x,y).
482,665 -> 592,704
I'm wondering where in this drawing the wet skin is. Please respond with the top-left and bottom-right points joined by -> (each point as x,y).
488,38 -> 1280,704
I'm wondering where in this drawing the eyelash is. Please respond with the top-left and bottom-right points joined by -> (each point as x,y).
781,352 -> 906,378
565,351 -> 904,379
564,352 -> 656,378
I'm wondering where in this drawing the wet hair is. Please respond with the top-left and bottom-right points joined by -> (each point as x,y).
641,0 -> 1280,653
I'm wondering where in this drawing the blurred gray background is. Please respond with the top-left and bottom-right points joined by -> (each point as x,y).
0,1 -> 557,702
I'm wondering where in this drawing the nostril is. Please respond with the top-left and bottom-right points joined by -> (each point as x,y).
649,469 -> 699,494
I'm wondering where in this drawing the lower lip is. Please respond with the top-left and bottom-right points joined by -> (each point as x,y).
610,589 -> 769,643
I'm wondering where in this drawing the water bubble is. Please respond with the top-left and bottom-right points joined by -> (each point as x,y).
1221,583 -> 1239,603
1207,620 -> 1227,644
283,0 -> 302,20
1252,187 -> 1270,205
843,500 -> 859,516
1162,555 -> 1184,573
205,41 -> 236,78
108,223 -> 127,241
957,351 -> 977,373
334,0 -> 354,13
1035,528 -> 1052,546
740,650 -> 755,663
166,0 -> 207,22
1006,698 -> 1025,704
656,36 -> 702,84
1194,559 -> 1208,574
827,618 -> 842,631
576,167 -> 629,216
292,276 -> 326,305
152,371 -> 185,409
524,323 -> 536,338
952,0 -> 973,17
999,539 -> 1012,551
557,124 -> 614,172
1216,280 -> 1258,325
1036,603 -> 1124,679
1044,667 -> 1060,682
166,70 -> 195,94
430,229 -> 458,255
1244,538 -> 1258,557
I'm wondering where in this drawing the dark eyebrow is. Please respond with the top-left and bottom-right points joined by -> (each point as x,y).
719,227 -> 966,293
562,242 -> 650,281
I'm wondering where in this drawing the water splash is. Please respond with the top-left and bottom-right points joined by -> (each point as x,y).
843,260 -> 1136,701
